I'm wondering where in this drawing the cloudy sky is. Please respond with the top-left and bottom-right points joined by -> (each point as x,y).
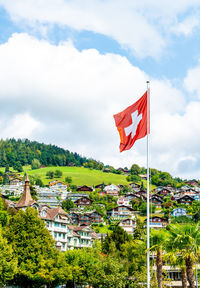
1,0 -> 200,179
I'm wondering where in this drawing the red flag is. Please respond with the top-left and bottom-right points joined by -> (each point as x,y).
113,91 -> 148,152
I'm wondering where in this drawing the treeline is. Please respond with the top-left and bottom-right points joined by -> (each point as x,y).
0,138 -> 92,168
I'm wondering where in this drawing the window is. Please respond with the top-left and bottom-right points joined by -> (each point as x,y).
54,232 -> 57,238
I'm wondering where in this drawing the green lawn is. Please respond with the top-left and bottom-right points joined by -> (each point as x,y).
25,166 -> 129,186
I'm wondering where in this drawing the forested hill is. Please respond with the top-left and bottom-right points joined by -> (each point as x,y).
0,138 -> 91,168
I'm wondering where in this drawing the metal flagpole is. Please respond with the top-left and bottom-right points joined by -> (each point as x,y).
146,81 -> 150,288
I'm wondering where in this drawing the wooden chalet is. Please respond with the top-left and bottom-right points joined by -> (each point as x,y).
76,185 -> 93,192
107,205 -> 134,219
185,180 -> 199,186
69,210 -> 103,226
150,195 -> 163,208
74,196 -> 93,207
176,195 -> 195,205
156,188 -> 172,197
119,218 -> 136,235
145,216 -> 168,228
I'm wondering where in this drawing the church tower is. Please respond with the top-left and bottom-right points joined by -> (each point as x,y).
15,174 -> 39,210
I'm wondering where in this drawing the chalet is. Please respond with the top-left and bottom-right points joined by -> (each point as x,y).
103,184 -> 120,197
156,188 -> 172,197
66,193 -> 89,202
145,216 -> 168,228
125,193 -> 143,202
67,225 -> 97,249
117,168 -> 129,175
171,208 -> 187,217
176,195 -> 195,205
15,174 -> 39,211
9,178 -> 22,186
48,180 -> 67,188
107,205 -> 134,219
40,206 -> 71,252
74,196 -> 93,208
117,196 -> 130,206
150,195 -> 163,208
186,180 -> 199,187
95,183 -> 105,189
119,218 -> 136,235
139,174 -> 147,180
69,210 -> 103,226
76,185 -> 93,192
129,183 -> 140,189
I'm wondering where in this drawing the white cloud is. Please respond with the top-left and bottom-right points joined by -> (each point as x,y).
0,33 -> 200,179
0,113 -> 42,139
1,0 -> 200,58
171,16 -> 199,36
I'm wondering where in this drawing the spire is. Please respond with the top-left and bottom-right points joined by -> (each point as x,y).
16,173 -> 36,208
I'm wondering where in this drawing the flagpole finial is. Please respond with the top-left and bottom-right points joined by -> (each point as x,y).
146,80 -> 150,84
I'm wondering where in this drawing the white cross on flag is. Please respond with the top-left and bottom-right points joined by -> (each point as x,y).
113,91 -> 149,152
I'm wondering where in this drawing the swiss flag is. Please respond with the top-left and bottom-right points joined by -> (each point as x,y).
113,91 -> 149,152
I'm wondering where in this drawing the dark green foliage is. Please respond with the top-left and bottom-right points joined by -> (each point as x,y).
13,161 -> 23,172
130,164 -> 141,175
102,225 -> 131,253
31,158 -> 41,170
62,199 -> 75,211
46,170 -> 54,179
0,138 -> 89,168
65,176 -> 72,184
54,169 -> 62,178
35,177 -> 44,187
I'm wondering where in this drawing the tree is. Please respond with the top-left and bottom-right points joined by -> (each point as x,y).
35,177 -> 44,187
0,197 -> 9,226
13,161 -> 23,172
5,207 -> 71,287
62,199 -> 75,212
150,229 -> 168,288
167,223 -> 200,288
46,170 -> 54,179
65,176 -> 72,184
130,164 -> 141,175
55,170 -> 62,178
0,226 -> 18,286
31,158 -> 41,170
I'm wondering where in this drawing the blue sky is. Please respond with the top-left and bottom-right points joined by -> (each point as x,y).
1,0 -> 200,178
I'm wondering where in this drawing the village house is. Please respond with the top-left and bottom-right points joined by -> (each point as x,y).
40,205 -> 71,252
103,184 -> 120,196
107,205 -> 134,219
176,194 -> 195,205
48,180 -> 68,188
37,189 -> 60,207
69,210 -> 103,226
76,185 -> 93,192
67,225 -> 97,249
145,216 -> 168,228
117,196 -> 130,206
150,195 -> 163,208
66,192 -> 89,202
74,196 -> 93,208
119,218 -> 136,235
171,208 -> 187,217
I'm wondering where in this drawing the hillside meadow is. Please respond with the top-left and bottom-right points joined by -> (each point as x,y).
24,166 -> 129,186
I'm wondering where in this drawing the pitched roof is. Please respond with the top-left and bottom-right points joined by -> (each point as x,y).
41,206 -> 69,220
15,174 -> 37,208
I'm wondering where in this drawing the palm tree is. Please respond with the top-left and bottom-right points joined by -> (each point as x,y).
164,251 -> 187,288
167,223 -> 200,288
150,228 -> 168,288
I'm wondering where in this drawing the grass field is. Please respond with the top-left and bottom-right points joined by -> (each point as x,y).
1,165 -> 156,189
25,166 -> 129,186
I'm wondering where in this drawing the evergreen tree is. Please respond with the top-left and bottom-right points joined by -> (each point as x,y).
5,208 -> 71,287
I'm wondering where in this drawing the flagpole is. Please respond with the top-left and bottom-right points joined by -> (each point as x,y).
146,81 -> 150,288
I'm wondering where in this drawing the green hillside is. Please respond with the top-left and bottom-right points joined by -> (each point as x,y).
26,166 -> 129,186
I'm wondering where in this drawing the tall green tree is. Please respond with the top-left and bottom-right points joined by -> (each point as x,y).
0,225 -> 18,286
5,207 -> 71,287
